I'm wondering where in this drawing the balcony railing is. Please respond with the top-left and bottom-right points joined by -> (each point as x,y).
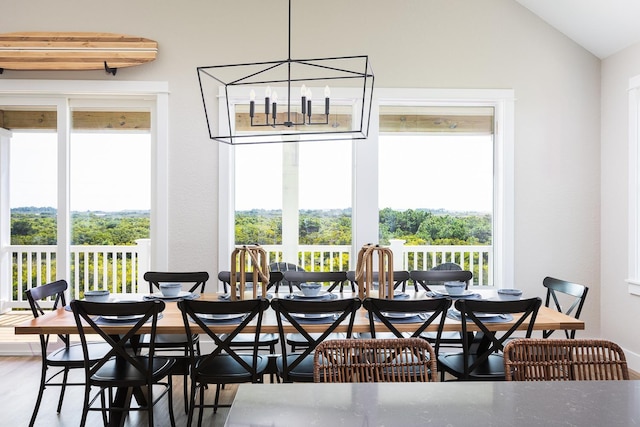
3,241 -> 492,309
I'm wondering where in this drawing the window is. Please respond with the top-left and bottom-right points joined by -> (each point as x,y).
628,75 -> 640,295
0,80 -> 169,309
219,87 -> 514,287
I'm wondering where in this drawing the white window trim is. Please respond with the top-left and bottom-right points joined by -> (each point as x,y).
219,87 -> 515,287
627,76 -> 640,295
0,80 -> 170,285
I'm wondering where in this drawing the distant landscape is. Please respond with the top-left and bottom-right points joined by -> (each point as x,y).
11,207 -> 492,246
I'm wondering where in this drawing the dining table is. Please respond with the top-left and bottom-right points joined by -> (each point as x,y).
14,287 -> 585,337
14,287 -> 584,427
224,380 -> 640,426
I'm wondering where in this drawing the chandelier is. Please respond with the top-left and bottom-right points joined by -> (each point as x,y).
197,0 -> 374,145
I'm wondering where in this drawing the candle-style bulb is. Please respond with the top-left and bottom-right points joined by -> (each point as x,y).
265,86 -> 272,98
272,91 -> 278,103
249,89 -> 256,101
306,89 -> 312,99
300,84 -> 307,97
324,85 -> 331,98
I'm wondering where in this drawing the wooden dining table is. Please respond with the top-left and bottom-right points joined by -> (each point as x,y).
14,288 -> 584,427
15,288 -> 584,336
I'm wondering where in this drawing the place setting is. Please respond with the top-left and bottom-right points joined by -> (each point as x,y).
188,312 -> 249,325
143,283 -> 200,302
284,282 -> 338,301
370,311 -> 431,324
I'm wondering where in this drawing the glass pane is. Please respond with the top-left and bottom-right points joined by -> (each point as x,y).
70,125 -> 150,293
234,143 -> 283,245
379,105 -> 494,284
10,131 -> 58,245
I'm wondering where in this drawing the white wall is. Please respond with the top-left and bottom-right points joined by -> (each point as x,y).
601,43 -> 640,370
1,0 -> 602,334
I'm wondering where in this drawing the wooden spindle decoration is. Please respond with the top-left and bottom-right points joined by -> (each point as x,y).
355,244 -> 394,300
230,245 -> 269,300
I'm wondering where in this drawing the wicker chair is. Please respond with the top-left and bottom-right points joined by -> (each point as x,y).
504,338 -> 629,381
313,338 -> 438,383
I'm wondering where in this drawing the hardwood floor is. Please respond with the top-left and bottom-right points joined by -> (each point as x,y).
0,356 -> 237,427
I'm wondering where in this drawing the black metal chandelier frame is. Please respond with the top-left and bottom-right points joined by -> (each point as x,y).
197,0 -> 374,145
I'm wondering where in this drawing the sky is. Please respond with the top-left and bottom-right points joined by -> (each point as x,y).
235,134 -> 493,213
10,132 -> 150,211
10,132 -> 492,214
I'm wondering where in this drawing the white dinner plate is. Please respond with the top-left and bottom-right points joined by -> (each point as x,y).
147,291 -> 195,300
433,289 -> 475,297
101,313 -> 145,321
292,290 -> 332,299
290,312 -> 336,319
380,311 -> 420,319
197,313 -> 246,321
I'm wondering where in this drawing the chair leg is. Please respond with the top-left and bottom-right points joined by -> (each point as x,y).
197,385 -> 205,427
213,383 -> 222,414
56,367 -> 70,413
28,365 -> 48,427
186,382 -> 197,427
148,383 -> 154,427
79,383 -> 91,427
167,376 -> 176,427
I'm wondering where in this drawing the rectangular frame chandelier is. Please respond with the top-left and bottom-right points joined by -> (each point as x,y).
197,0 -> 374,145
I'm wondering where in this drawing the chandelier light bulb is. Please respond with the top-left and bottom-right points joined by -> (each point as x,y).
324,85 -> 331,98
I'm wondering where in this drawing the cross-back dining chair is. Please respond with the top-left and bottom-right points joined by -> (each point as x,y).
178,298 -> 270,426
437,297 -> 542,381
269,262 -> 305,293
70,299 -> 176,427
313,338 -> 439,383
217,270 -> 284,294
362,297 -> 451,356
282,270 -> 349,293
25,280 -> 111,427
142,271 -> 210,413
504,338 -> 629,381
346,270 -> 411,293
409,269 -> 473,292
271,297 -> 362,382
542,276 -> 589,339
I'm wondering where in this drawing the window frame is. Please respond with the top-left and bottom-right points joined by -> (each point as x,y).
0,80 -> 170,301
218,87 -> 514,287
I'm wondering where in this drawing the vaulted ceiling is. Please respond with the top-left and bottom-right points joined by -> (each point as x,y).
515,0 -> 640,59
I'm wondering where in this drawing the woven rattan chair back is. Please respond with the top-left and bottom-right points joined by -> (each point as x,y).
313,338 -> 438,383
504,338 -> 629,381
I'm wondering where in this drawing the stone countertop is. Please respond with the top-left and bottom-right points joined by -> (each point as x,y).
225,381 -> 640,427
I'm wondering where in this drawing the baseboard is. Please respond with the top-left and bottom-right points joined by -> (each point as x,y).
622,345 -> 640,373
0,341 -> 40,356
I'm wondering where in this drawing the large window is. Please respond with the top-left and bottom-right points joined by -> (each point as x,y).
0,80 -> 169,309
219,88 -> 514,286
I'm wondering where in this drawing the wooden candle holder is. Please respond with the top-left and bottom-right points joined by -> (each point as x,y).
230,245 -> 269,300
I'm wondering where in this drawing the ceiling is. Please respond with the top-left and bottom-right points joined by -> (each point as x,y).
515,0 -> 640,59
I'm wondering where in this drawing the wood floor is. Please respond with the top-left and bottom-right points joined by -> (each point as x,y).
0,356 -> 237,427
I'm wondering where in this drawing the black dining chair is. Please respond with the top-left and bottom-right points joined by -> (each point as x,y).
271,297 -> 361,382
362,297 -> 451,357
217,270 -> 284,294
178,298 -> 270,426
25,280 -> 111,427
70,299 -> 176,427
346,270 -> 411,293
142,271 -> 210,413
542,276 -> 589,339
438,297 -> 542,381
409,269 -> 473,292
268,262 -> 305,293
281,270 -> 351,351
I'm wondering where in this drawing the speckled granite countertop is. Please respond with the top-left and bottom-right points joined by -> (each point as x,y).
225,381 -> 640,427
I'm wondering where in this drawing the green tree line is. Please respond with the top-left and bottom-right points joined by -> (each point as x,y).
235,208 -> 491,246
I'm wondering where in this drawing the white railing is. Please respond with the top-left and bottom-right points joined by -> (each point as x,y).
5,240 -> 149,309
4,241 -> 492,309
